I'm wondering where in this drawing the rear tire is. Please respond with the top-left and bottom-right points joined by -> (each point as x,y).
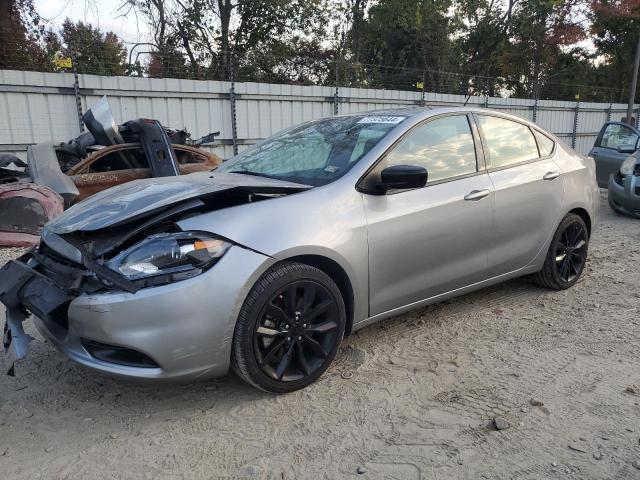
533,213 -> 589,290
232,262 -> 345,393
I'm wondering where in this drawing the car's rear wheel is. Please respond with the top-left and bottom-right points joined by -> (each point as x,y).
232,262 -> 345,393
533,213 -> 589,290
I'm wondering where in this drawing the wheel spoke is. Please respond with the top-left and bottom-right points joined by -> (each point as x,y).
306,299 -> 333,321
303,334 -> 327,359
305,320 -> 338,333
260,337 -> 287,366
256,326 -> 285,338
555,252 -> 567,263
265,304 -> 289,324
275,343 -> 294,379
295,342 -> 311,376
302,285 -> 316,314
560,256 -> 570,280
285,286 -> 298,316
574,239 -> 586,250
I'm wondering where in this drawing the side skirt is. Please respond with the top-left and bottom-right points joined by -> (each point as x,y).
352,265 -> 540,332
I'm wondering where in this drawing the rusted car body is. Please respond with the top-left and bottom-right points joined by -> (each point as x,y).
67,143 -> 220,202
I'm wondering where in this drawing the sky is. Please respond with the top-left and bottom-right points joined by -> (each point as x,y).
35,0 -> 596,58
34,0 -> 151,45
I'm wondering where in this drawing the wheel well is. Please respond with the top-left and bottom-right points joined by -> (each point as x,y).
568,208 -> 592,237
287,255 -> 355,336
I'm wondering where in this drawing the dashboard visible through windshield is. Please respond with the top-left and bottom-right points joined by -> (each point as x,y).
217,115 -> 407,186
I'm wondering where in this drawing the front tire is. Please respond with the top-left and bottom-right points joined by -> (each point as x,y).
232,262 -> 346,393
533,213 -> 589,290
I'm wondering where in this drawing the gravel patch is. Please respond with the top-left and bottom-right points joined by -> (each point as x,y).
1,193 -> 639,479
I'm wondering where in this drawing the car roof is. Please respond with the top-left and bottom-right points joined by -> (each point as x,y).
338,106 -> 524,121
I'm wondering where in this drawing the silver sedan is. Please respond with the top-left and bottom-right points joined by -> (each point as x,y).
0,107 -> 599,392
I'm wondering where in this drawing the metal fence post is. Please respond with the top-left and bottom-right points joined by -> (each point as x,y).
483,78 -> 489,108
228,59 -> 238,156
72,55 -> 84,132
571,100 -> 580,150
532,83 -> 540,123
606,102 -> 612,122
333,56 -> 340,115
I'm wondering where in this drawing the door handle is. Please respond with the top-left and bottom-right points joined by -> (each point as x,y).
592,152 -> 598,157
464,189 -> 490,201
543,171 -> 561,181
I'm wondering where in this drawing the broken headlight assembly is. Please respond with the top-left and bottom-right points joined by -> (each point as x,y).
106,232 -> 230,281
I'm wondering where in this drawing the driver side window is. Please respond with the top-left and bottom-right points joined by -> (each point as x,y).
600,123 -> 639,150
385,115 -> 478,183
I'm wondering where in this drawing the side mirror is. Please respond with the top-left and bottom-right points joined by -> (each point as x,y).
376,164 -> 428,193
618,144 -> 636,154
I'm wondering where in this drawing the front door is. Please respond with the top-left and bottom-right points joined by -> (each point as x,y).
363,114 -> 494,316
589,122 -> 640,187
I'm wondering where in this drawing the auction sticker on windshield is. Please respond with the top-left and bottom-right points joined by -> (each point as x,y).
357,116 -> 406,124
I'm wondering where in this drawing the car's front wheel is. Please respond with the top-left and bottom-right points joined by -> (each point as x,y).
533,213 -> 589,290
232,262 -> 346,393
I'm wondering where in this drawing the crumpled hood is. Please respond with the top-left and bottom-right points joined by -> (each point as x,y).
46,172 -> 310,234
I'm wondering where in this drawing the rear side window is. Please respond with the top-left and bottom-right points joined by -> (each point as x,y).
477,115 -> 539,168
600,123 -> 639,150
533,130 -> 554,157
385,115 -> 477,183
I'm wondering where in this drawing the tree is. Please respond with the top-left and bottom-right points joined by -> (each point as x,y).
356,0 -> 462,91
52,19 -> 129,76
498,0 -> 587,98
120,0 -> 326,79
589,0 -> 640,102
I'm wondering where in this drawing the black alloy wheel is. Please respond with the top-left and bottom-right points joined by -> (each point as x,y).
254,280 -> 340,382
554,221 -> 587,283
232,262 -> 346,393
533,213 -> 589,290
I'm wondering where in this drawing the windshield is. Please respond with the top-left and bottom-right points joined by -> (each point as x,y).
217,114 -> 406,186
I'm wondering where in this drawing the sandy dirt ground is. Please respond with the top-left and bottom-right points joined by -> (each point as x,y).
1,192 -> 640,480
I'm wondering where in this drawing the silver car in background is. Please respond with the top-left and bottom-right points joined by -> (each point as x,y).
0,107 -> 599,392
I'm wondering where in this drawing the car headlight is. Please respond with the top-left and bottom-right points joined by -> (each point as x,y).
107,232 -> 230,280
620,155 -> 638,176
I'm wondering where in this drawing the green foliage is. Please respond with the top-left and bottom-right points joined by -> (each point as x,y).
3,0 -> 640,102
56,19 -> 129,76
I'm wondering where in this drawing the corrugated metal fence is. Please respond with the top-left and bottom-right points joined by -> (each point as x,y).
1,69 -> 637,159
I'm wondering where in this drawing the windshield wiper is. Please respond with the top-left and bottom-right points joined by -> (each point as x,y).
227,170 -> 281,180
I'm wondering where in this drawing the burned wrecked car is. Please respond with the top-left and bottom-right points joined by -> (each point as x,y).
1,108 -> 598,393
0,97 -> 221,246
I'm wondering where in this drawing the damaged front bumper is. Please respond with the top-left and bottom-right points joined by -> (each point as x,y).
1,245 -> 274,380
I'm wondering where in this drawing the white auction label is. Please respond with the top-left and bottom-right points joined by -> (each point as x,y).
357,116 -> 406,124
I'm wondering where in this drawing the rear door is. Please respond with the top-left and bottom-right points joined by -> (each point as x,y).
589,122 -> 640,187
475,114 -> 564,276
363,113 -> 494,315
